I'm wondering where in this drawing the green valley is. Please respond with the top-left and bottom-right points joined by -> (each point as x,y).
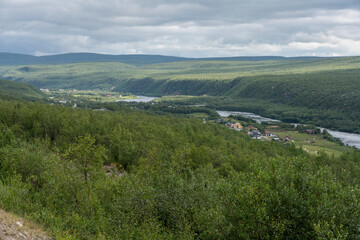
0,54 -> 360,239
1,55 -> 359,132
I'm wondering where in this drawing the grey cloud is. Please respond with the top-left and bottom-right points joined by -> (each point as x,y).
0,0 -> 360,57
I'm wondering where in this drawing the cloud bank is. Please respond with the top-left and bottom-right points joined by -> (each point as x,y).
1,0 -> 360,57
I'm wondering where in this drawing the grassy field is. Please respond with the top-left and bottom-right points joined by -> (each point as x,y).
45,90 -> 136,104
270,130 -> 350,157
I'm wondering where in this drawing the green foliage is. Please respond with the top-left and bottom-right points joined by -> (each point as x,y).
0,99 -> 359,239
163,95 -> 360,133
62,135 -> 106,212
2,56 -> 360,132
0,79 -> 44,100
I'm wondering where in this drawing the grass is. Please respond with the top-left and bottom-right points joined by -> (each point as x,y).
46,90 -> 136,103
270,130 -> 350,157
187,112 -> 210,118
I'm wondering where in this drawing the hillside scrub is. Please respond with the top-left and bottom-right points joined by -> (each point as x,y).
0,99 -> 359,239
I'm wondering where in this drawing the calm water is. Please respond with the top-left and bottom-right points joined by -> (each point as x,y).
116,96 -> 157,103
217,110 -> 281,123
326,130 -> 360,149
217,110 -> 360,149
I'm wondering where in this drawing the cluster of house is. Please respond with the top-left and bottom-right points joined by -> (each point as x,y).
218,119 -> 292,142
248,127 -> 262,139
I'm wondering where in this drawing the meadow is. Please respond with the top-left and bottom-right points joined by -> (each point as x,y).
270,130 -> 349,157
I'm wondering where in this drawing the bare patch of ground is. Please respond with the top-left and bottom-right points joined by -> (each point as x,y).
0,209 -> 49,240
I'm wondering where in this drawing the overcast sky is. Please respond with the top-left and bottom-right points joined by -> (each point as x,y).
1,0 -> 360,57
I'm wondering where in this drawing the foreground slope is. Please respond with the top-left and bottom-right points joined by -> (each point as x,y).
0,209 -> 49,240
0,99 -> 360,239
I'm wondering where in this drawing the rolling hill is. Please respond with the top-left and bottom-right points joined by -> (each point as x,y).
0,52 -> 323,66
0,78 -> 44,100
0,53 -> 359,132
1,56 -> 358,112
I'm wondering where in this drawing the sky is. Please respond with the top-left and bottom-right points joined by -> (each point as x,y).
1,0 -> 360,57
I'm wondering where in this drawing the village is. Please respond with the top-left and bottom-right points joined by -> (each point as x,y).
216,118 -> 321,144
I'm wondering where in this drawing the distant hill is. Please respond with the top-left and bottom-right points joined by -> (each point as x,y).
0,52 -> 324,66
0,78 -> 44,100
0,53 -> 189,66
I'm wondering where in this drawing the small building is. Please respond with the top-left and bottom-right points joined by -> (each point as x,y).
264,131 -> 276,137
249,129 -> 262,138
230,122 -> 243,130
304,129 -> 316,134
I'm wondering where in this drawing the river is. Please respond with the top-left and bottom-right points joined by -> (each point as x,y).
116,96 -> 157,103
217,111 -> 281,124
217,110 -> 360,149
116,96 -> 360,149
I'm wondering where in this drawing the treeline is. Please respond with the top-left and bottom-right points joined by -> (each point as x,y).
0,79 -> 45,101
2,58 -> 360,133
0,99 -> 360,239
162,96 -> 360,133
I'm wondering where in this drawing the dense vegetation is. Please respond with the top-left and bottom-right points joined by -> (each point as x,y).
1,55 -> 360,132
0,79 -> 44,101
0,96 -> 360,239
160,95 -> 360,133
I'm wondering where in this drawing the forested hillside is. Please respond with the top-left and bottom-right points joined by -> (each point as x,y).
0,79 -> 44,100
1,56 -> 359,132
0,98 -> 360,239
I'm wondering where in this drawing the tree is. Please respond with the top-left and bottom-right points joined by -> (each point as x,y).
62,134 -> 106,211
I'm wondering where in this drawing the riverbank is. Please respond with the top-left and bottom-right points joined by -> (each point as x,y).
217,110 -> 360,149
